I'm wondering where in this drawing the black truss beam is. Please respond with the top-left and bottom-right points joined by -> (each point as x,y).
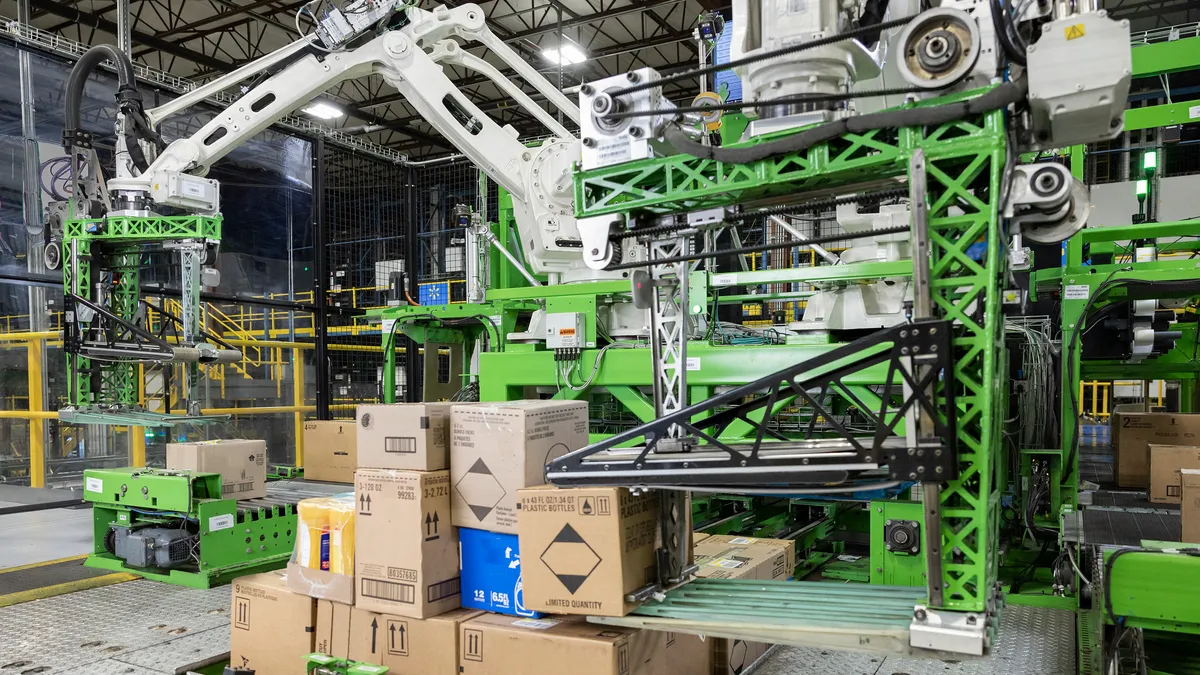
546,320 -> 959,490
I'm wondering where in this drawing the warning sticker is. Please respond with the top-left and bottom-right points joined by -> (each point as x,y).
540,523 -> 603,593
1064,284 -> 1091,300
1064,23 -> 1085,40
455,458 -> 507,522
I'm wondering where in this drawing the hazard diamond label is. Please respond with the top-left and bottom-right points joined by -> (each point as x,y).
540,523 -> 602,594
455,458 -> 506,521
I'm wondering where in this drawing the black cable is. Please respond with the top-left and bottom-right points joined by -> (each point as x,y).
610,188 -> 908,242
663,78 -> 1027,165
606,86 -> 936,119
990,0 -> 1027,66
607,16 -> 915,98
604,224 -> 910,271
1010,536 -> 1050,594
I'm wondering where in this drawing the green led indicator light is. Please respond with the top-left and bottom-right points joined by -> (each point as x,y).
1135,179 -> 1149,197
1143,151 -> 1157,172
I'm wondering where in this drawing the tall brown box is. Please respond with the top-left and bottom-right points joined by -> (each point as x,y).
168,439 -> 266,499
316,599 -> 353,658
517,486 -> 659,617
1111,412 -> 1200,487
665,632 -> 712,675
348,607 -> 483,674
1148,444 -> 1200,504
357,403 -> 453,471
450,401 -> 588,534
229,571 -> 316,675
305,421 -> 358,483
1182,468 -> 1200,544
691,539 -> 788,674
355,468 -> 461,618
458,613 -> 664,675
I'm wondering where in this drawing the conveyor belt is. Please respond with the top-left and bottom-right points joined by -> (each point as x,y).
593,579 -> 926,656
1080,504 -> 1181,547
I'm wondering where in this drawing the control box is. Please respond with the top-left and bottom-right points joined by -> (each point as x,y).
545,312 -> 587,351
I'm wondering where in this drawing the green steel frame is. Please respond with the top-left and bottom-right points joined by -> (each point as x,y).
82,467 -> 297,588
62,215 -> 222,410
1032,220 -> 1200,515
379,95 -> 1009,615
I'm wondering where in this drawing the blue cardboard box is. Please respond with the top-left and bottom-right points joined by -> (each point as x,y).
459,527 -> 544,618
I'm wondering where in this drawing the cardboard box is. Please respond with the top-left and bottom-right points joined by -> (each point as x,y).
460,527 -> 543,617
287,562 -> 355,605
665,632 -> 712,675
1111,412 -> 1200,487
517,486 -> 659,617
458,613 -> 664,675
167,439 -> 266,499
1182,468 -> 1200,544
348,606 -> 482,674
357,403 -> 453,471
355,468 -> 461,618
694,540 -> 790,582
698,534 -> 796,576
690,539 -> 784,674
316,599 -> 353,658
713,639 -> 765,675
450,401 -> 588,534
1148,444 -> 1200,504
304,421 -> 358,483
229,571 -> 316,675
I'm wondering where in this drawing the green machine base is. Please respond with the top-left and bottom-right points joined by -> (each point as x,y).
83,467 -> 303,588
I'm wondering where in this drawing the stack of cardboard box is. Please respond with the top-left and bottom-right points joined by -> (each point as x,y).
1111,411 -> 1200,540
452,400 -> 588,617
229,400 -> 796,674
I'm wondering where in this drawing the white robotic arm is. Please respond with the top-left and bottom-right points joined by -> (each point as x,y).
110,3 -> 590,278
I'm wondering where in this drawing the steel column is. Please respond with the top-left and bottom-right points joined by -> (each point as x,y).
312,138 -> 331,419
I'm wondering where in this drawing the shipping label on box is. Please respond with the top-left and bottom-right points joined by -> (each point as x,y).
168,439 -> 267,499
1148,444 -> 1200,504
458,613 -> 664,675
517,486 -> 659,617
357,403 -> 453,471
230,572 -> 316,675
460,527 -> 543,617
348,606 -> 482,673
355,468 -> 461,618
304,421 -> 358,483
450,401 -> 588,534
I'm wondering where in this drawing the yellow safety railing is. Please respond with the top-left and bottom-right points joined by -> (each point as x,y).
1077,380 -> 1167,419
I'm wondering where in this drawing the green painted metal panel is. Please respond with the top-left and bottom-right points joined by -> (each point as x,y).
870,500 -> 927,587
1105,549 -> 1200,633
1131,36 -> 1200,77
1125,103 -> 1199,132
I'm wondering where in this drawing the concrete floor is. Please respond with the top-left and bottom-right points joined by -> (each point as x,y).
0,506 -> 93,569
